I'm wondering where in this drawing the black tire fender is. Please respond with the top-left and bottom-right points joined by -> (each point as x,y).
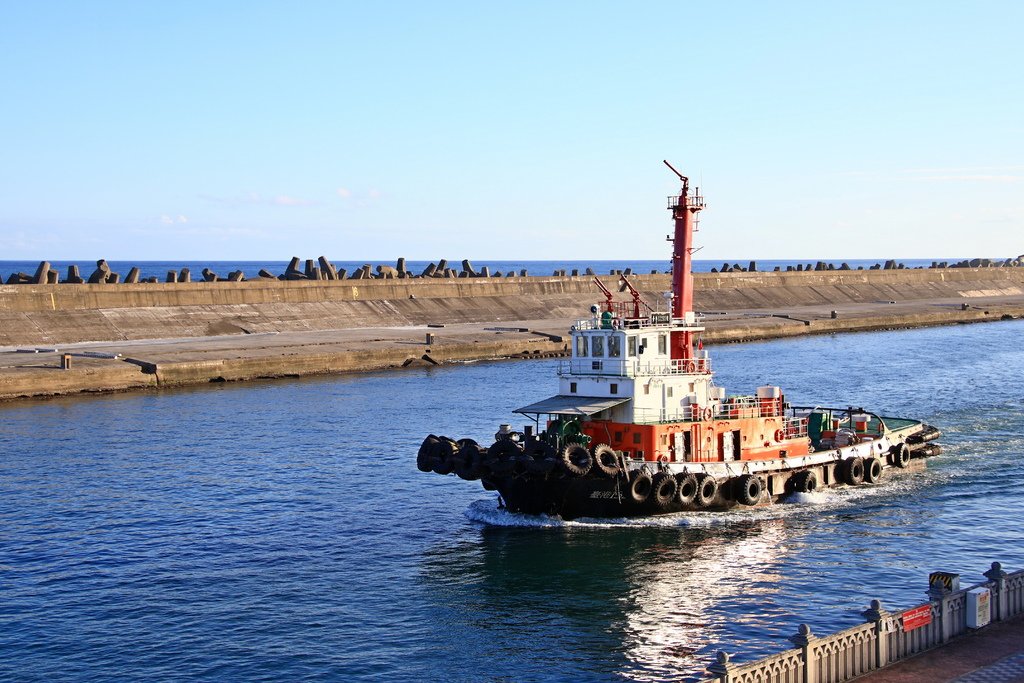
694,474 -> 718,507
651,472 -> 677,510
889,442 -> 911,468
864,457 -> 883,484
561,443 -> 593,477
417,435 -> 440,472
791,469 -> 819,494
842,456 -> 865,485
454,443 -> 485,480
629,471 -> 653,504
735,474 -> 762,506
675,473 -> 699,506
592,443 -> 620,477
432,437 -> 458,475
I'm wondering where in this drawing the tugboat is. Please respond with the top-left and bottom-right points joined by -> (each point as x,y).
416,162 -> 942,520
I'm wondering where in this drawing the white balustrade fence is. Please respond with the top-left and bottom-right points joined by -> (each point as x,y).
700,562 -> 1023,683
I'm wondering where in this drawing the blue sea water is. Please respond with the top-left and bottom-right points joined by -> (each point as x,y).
2,320 -> 1023,681
0,258 -> 964,282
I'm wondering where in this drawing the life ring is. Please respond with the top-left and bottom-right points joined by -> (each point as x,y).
684,360 -> 696,373
774,429 -> 786,442
657,454 -> 669,464
702,407 -> 714,421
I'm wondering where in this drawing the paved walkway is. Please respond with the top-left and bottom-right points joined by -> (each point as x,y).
855,616 -> 1024,683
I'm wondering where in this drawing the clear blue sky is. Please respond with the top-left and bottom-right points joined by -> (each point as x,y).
1,1 -> 1020,261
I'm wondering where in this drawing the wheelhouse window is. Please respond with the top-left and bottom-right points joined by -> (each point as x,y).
591,335 -> 605,357
628,336 -> 637,357
575,335 -> 588,357
608,334 -> 621,358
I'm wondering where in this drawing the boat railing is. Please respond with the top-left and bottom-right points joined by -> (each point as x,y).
631,406 -> 698,424
784,416 -> 809,439
717,395 -> 783,419
790,405 -> 892,437
572,312 -> 704,332
631,400 -> 804,430
558,357 -> 712,377
666,193 -> 705,210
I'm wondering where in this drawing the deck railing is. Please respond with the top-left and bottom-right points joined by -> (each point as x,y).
699,562 -> 1023,683
558,357 -> 711,378
572,313 -> 704,331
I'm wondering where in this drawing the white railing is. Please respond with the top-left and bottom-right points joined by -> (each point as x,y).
632,406 -> 700,424
785,416 -> 809,439
718,395 -> 780,419
572,312 -> 705,331
699,562 -> 1023,683
559,357 -> 712,378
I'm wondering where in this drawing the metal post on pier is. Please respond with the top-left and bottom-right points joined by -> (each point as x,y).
862,598 -> 890,669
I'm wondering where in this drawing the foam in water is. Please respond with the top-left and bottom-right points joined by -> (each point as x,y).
463,471 -> 932,530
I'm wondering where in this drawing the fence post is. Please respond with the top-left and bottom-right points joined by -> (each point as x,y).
984,562 -> 1008,622
788,623 -> 818,683
927,581 -> 953,643
705,651 -> 735,683
862,599 -> 889,669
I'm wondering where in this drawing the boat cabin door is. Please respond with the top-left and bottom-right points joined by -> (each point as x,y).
720,430 -> 739,461
672,430 -> 691,462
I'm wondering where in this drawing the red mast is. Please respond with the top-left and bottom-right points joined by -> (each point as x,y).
664,160 -> 705,362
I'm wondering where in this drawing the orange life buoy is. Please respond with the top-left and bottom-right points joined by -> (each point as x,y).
775,429 -> 786,442
703,407 -> 714,421
684,360 -> 696,373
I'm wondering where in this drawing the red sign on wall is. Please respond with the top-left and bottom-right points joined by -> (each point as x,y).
902,605 -> 933,631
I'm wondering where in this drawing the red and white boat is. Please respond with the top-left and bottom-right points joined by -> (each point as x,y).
417,163 -> 942,519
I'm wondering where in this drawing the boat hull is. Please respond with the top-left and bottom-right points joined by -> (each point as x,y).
420,424 -> 942,521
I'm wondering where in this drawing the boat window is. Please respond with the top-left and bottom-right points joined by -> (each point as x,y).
658,334 -> 667,355
575,335 -> 588,357
608,334 -> 621,358
570,382 -> 577,393
667,386 -> 674,398
628,336 -> 637,357
591,335 -> 605,357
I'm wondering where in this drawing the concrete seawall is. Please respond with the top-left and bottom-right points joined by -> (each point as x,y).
1,268 -> 1023,400
2,269 -> 1023,346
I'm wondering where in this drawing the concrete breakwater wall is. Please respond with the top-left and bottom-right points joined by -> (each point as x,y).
2,269 -> 1024,347
6,254 -> 1024,285
2,256 -> 654,285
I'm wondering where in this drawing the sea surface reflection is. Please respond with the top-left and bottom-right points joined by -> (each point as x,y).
2,320 -> 1023,681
